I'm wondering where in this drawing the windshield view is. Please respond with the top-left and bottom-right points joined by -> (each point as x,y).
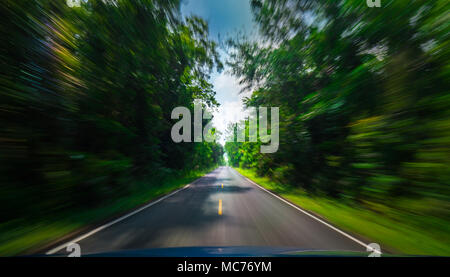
0,0 -> 449,265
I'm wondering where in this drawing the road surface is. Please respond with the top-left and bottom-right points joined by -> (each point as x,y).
47,166 -> 367,255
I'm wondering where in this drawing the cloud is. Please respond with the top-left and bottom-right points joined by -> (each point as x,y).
209,70 -> 253,145
213,72 -> 245,101
212,100 -> 249,145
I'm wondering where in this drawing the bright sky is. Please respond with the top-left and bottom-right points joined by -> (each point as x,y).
181,0 -> 257,145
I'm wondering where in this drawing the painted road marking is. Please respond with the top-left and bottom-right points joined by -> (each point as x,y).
230,167 -> 382,255
45,168 -> 216,255
218,199 -> 222,215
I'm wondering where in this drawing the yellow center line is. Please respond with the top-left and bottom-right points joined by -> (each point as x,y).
218,199 -> 222,215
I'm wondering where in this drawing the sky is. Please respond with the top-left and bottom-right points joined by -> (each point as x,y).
180,0 -> 257,144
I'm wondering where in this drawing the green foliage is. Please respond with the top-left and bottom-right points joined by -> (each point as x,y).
225,0 -> 450,250
0,0 -> 224,252
237,167 -> 450,256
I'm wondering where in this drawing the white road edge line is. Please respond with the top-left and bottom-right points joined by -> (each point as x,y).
46,182 -> 194,255
231,168 -> 381,255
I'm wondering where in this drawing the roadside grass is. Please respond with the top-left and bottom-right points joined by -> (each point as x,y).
0,168 -> 215,256
235,167 -> 450,256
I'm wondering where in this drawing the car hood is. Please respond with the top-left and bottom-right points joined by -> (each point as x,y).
76,246 -> 371,257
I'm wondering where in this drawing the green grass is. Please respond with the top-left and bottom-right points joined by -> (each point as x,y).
0,168 -> 215,256
235,167 -> 450,256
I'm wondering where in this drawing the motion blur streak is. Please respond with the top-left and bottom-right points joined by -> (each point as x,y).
0,0 -> 449,257
225,0 -> 449,255
0,0 -> 224,255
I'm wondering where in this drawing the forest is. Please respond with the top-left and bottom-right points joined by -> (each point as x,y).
0,0 -> 449,256
225,0 -> 449,254
0,0 -> 224,254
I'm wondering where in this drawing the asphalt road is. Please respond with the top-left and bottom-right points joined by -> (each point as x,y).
48,166 -> 367,255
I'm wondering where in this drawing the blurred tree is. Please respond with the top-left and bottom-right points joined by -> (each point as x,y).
225,0 -> 450,212
0,0 -> 224,220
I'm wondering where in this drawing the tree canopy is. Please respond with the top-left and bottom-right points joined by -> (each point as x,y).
0,0 -> 224,220
225,0 -> 450,209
